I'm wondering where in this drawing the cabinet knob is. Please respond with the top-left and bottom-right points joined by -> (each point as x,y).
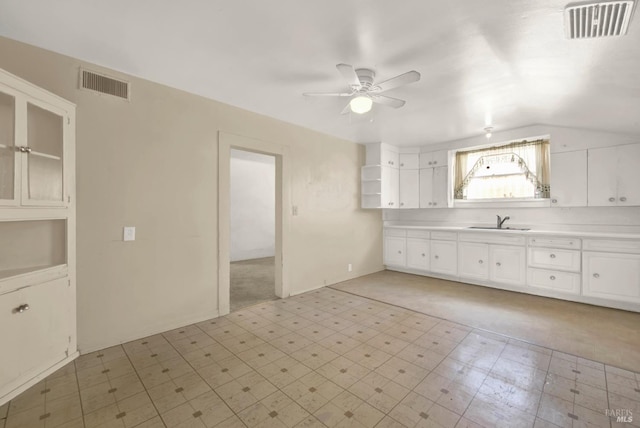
433,161 -> 438,165
478,260 -> 483,264
551,199 -> 558,204
421,253 -> 426,257
434,255 -> 439,259
400,163 -> 404,167
18,146 -> 32,153
14,304 -> 30,313
609,197 -> 616,202
550,254 -> 556,259
428,202 -> 433,206
550,275 -> 556,280
398,250 -> 402,254
620,197 -> 627,202
428,161 -> 433,165
433,202 -> 437,206
400,202 -> 404,206
496,262 -> 502,267
593,273 -> 600,278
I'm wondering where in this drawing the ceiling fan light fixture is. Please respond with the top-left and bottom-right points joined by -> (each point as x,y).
350,95 -> 373,114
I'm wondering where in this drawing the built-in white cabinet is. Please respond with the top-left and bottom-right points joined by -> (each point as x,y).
550,150 -> 587,207
362,144 -> 418,209
419,150 -> 448,168
383,227 -> 640,312
399,153 -> 419,169
399,169 -> 419,208
582,239 -> 640,304
384,229 -> 407,266
419,166 -> 447,208
527,236 -> 581,295
588,144 -> 640,207
361,165 -> 399,209
458,242 -> 489,281
430,232 -> 457,276
407,237 -> 430,270
489,245 -> 526,286
0,68 -> 76,406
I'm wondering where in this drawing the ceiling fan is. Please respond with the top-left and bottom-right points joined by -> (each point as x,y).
303,63 -> 421,114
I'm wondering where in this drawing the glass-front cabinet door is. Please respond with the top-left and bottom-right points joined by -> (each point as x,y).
24,101 -> 65,205
0,88 -> 17,205
0,83 -> 68,207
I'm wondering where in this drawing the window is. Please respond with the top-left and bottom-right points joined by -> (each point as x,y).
453,138 -> 550,201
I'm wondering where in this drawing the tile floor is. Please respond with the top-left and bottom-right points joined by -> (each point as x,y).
2,287 -> 639,428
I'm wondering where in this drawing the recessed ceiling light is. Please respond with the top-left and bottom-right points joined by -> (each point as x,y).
484,127 -> 493,139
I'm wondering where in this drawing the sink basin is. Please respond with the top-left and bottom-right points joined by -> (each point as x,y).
467,226 -> 531,231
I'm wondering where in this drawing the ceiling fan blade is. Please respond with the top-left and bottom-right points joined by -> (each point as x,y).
371,95 -> 406,108
340,102 -> 352,115
336,63 -> 362,89
374,70 -> 420,93
303,92 -> 353,97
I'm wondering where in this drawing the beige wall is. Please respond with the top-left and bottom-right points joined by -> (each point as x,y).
0,36 -> 383,353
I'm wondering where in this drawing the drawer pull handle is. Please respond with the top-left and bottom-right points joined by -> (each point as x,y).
550,254 -> 556,259
609,197 -> 615,202
14,304 -> 30,313
620,197 -> 627,202
496,262 -> 501,267
551,198 -> 558,203
478,260 -> 483,264
593,273 -> 600,278
550,275 -> 556,280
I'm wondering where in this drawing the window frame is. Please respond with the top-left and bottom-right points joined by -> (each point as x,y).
449,135 -> 551,208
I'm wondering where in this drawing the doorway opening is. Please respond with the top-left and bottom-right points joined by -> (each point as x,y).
218,132 -> 290,317
229,149 -> 276,311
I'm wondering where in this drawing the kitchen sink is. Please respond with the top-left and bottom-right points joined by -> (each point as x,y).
467,226 -> 530,231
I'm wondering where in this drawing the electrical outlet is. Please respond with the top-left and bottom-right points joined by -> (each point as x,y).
348,263 -> 352,272
123,226 -> 136,241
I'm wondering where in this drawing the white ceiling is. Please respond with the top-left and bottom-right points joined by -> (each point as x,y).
1,0 -> 639,146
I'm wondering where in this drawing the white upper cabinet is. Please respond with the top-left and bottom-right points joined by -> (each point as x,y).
550,150 -> 587,207
399,169 -> 419,208
0,80 -> 72,208
366,143 -> 399,167
419,166 -> 447,208
399,153 -> 419,169
419,150 -> 448,168
588,144 -> 640,207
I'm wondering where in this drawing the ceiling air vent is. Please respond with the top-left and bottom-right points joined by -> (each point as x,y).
80,69 -> 130,100
565,1 -> 635,38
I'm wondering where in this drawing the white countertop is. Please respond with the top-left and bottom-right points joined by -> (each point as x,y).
383,225 -> 640,239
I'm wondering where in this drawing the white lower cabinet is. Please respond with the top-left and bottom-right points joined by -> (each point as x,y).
458,242 -> 489,281
489,245 -> 526,286
430,240 -> 457,276
528,268 -> 581,294
0,277 -> 73,400
583,251 -> 640,303
406,238 -> 430,270
384,236 -> 406,267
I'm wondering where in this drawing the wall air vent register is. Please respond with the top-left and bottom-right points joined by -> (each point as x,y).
79,69 -> 130,100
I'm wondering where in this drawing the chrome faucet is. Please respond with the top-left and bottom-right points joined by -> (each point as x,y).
497,215 -> 510,229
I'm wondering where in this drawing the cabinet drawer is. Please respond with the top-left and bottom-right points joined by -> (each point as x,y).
384,228 -> 407,238
430,231 -> 457,241
528,236 -> 581,250
460,232 -> 526,246
527,248 -> 580,272
407,230 -> 430,239
527,268 -> 580,294
582,239 -> 640,254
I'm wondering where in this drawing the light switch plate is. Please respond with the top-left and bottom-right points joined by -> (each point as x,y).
123,226 -> 136,241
